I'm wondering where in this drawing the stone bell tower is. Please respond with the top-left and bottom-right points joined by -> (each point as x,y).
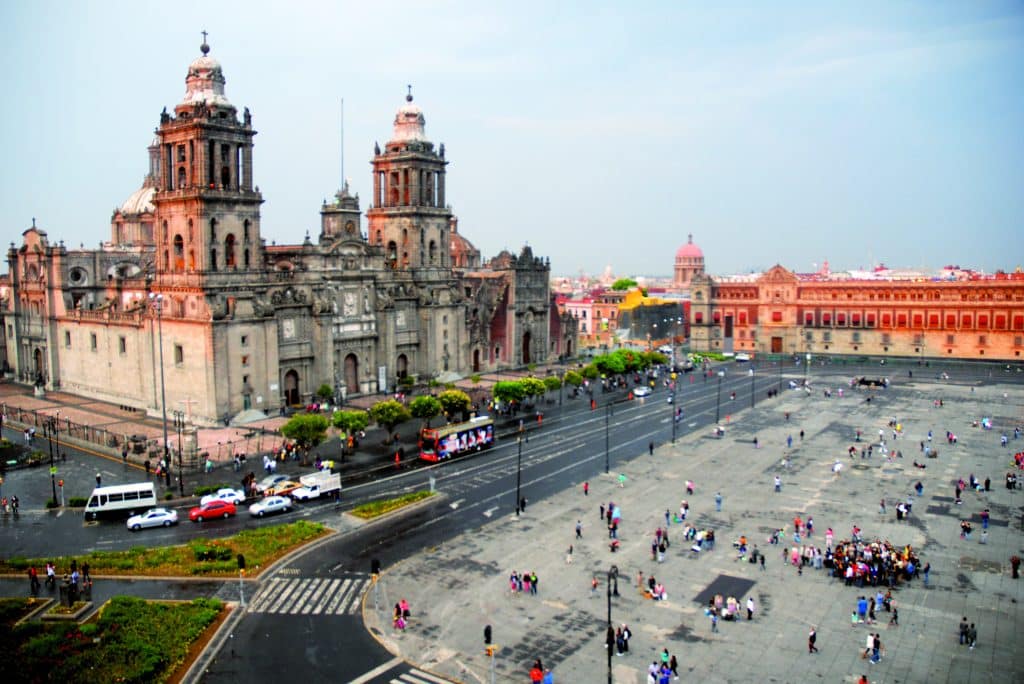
151,35 -> 264,279
366,89 -> 451,270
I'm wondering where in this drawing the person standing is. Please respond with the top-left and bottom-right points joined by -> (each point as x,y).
959,617 -> 969,644
968,623 -> 977,650
808,626 -> 819,653
583,481 -> 589,496
715,492 -> 723,512
95,472 -> 102,487
575,520 -> 582,539
746,597 -> 756,620
923,561 -> 931,586
871,633 -> 882,663
1011,555 -> 1021,579
774,475 -> 782,493
649,441 -> 655,455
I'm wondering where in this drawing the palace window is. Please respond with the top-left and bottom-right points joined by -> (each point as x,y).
978,315 -> 989,328
995,314 -> 1007,329
823,332 -> 831,342
771,311 -> 782,322
946,314 -> 956,328
852,332 -> 861,343
912,314 -> 923,327
119,336 -> 127,354
946,335 -> 955,345
90,333 -> 97,351
963,314 -> 972,328
979,335 -> 987,346
174,344 -> 184,365
64,331 -> 71,348
1014,315 -> 1024,331
882,314 -> 891,327
804,312 -> 814,325
823,313 -> 832,325
928,314 -> 939,327
837,313 -> 846,326
851,314 -> 861,326
866,314 -> 875,327
694,312 -> 704,324
882,333 -> 891,345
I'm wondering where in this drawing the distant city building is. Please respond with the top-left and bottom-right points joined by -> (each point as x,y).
672,234 -> 705,289
689,263 -> 1024,360
0,39 -> 576,424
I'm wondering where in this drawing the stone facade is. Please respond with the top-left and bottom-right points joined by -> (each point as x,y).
1,41 -> 575,424
690,264 -> 1024,361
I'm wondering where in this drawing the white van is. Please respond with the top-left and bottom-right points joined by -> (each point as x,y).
84,482 -> 158,520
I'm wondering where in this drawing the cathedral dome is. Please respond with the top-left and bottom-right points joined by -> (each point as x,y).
180,39 -> 232,109
392,92 -> 426,142
675,234 -> 703,260
120,186 -> 155,215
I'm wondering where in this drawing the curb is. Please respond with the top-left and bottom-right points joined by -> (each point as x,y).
181,601 -> 242,684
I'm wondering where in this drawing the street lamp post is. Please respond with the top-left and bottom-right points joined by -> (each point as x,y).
149,293 -> 171,489
805,353 -> 811,386
44,416 -> 57,503
604,403 -> 611,474
714,371 -> 725,424
606,565 -> 619,684
515,436 -> 522,516
750,366 -> 755,409
172,410 -> 185,496
671,373 -> 679,443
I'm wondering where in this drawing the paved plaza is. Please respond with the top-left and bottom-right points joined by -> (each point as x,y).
364,374 -> 1024,683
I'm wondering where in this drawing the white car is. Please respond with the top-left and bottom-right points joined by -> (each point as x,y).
633,386 -> 652,397
249,495 -> 292,517
735,352 -> 751,362
200,488 -> 247,506
291,484 -> 337,501
126,507 -> 179,531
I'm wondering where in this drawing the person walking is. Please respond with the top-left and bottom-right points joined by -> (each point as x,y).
575,520 -> 582,539
774,475 -> 782,493
618,473 -> 627,488
583,481 -> 589,496
808,627 -> 819,653
715,492 -> 723,512
959,617 -> 969,645
669,654 -> 679,680
710,610 -> 718,633
968,623 -> 977,650
746,597 -> 756,620
871,633 -> 882,663
649,441 -> 655,455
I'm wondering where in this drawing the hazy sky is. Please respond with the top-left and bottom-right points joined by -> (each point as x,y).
2,1 -> 1022,277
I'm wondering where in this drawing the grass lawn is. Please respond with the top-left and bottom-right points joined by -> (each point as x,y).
0,596 -> 222,684
351,490 -> 434,519
0,520 -> 328,577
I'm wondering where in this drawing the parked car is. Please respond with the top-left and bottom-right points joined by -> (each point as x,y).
255,474 -> 290,494
264,480 -> 302,497
200,487 -> 247,506
126,507 -> 179,531
735,353 -> 751,362
249,495 -> 292,517
633,386 -> 652,397
189,500 -> 237,522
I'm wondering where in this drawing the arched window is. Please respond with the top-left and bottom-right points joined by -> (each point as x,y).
243,219 -> 250,241
188,249 -> 196,271
225,234 -> 236,268
429,240 -> 437,265
244,249 -> 250,269
173,235 -> 185,271
386,241 -> 398,269
210,246 -> 218,271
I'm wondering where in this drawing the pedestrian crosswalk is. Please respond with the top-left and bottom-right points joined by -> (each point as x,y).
248,575 -> 370,616
388,669 -> 453,684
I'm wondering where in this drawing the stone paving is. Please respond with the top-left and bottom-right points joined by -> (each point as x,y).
365,376 -> 1024,683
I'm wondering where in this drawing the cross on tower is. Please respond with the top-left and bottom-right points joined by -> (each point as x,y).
202,30 -> 208,43
406,84 -> 413,101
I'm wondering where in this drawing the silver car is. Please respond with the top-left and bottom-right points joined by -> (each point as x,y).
126,507 -> 179,531
249,495 -> 292,517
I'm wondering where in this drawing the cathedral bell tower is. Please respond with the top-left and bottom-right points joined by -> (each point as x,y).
366,90 -> 450,270
151,36 -> 263,278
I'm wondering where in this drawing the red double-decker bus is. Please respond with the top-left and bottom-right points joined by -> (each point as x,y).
419,416 -> 495,462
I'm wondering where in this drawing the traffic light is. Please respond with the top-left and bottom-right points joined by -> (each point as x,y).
484,624 -> 492,645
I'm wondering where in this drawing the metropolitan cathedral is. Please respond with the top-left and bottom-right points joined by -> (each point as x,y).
2,39 -> 575,425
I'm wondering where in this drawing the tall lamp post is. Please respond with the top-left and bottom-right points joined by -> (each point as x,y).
149,293 -> 171,489
604,403 -> 612,473
172,410 -> 185,496
714,370 -> 725,424
671,372 -> 679,443
606,565 -> 619,684
804,353 -> 811,386
750,366 -> 756,409
44,416 -> 57,503
515,436 -> 522,516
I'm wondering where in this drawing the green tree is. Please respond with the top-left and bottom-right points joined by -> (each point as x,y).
610,278 -> 638,291
332,409 -> 370,435
280,413 -> 330,464
581,364 -> 600,380
544,375 -> 563,393
316,384 -> 334,402
409,395 -> 443,428
437,389 -> 471,419
563,370 -> 584,387
520,377 -> 547,400
369,400 -> 412,442
493,380 -> 526,405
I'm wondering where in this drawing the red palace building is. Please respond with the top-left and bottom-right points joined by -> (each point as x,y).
689,264 -> 1024,361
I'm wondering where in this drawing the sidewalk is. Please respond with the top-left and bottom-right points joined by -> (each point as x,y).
364,378 -> 1024,683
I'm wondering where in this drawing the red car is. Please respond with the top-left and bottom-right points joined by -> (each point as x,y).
189,500 -> 237,522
